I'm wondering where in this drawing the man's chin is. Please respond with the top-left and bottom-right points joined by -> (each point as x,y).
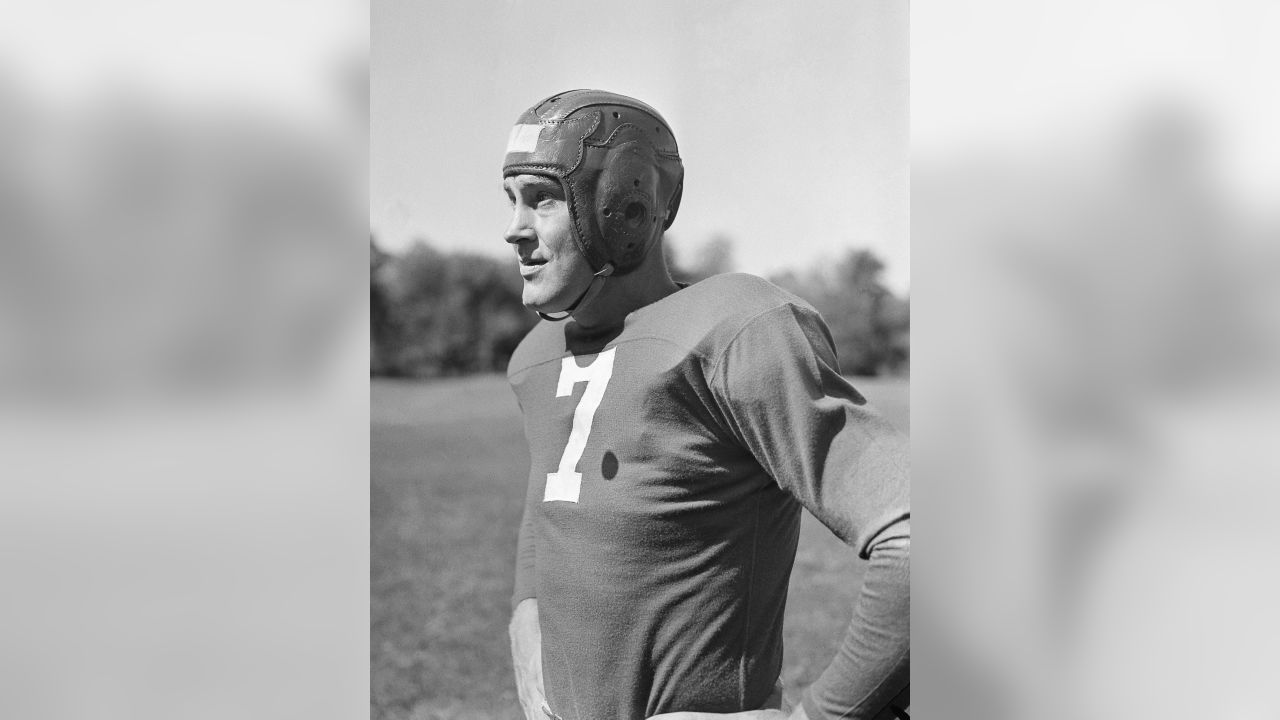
523,281 -> 592,316
522,293 -> 565,316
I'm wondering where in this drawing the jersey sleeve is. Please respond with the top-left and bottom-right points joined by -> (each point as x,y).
707,303 -> 909,558
708,302 -> 911,720
512,471 -> 539,609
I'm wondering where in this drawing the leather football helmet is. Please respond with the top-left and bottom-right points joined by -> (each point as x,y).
503,89 -> 684,276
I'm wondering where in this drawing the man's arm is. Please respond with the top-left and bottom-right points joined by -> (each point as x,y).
513,466 -> 539,608
691,302 -> 911,720
510,598 -> 549,720
649,525 -> 909,720
801,521 -> 909,720
512,461 -> 546,719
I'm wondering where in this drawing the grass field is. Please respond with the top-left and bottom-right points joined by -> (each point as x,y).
372,374 -> 909,720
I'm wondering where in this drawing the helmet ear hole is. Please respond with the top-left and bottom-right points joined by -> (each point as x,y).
624,202 -> 646,226
663,181 -> 683,229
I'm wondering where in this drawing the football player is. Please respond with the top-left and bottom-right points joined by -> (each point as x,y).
502,90 -> 910,720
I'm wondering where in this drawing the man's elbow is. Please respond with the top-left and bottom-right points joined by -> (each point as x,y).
865,517 -> 910,560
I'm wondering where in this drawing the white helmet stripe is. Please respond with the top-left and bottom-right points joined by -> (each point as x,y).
505,124 -> 543,154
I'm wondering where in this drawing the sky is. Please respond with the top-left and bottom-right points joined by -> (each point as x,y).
1,0 -> 362,121
912,0 -> 1280,217
371,0 -> 909,293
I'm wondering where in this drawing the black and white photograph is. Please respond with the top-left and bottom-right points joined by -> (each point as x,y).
371,2 -> 909,718
5,2 -> 1280,720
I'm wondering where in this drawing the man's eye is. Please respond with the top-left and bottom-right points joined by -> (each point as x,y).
535,192 -> 554,204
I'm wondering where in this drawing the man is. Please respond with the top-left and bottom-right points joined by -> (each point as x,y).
502,89 -> 910,720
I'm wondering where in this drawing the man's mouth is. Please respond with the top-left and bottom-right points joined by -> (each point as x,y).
519,258 -> 546,277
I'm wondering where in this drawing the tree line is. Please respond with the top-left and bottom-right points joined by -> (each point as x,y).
371,237 -> 908,378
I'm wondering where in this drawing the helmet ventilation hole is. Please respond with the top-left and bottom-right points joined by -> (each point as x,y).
612,111 -> 620,119
602,207 -> 611,217
633,179 -> 640,187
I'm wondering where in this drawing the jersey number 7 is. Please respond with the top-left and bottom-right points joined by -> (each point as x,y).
544,348 -> 616,503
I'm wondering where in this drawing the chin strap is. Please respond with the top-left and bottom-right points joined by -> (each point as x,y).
537,263 -> 616,322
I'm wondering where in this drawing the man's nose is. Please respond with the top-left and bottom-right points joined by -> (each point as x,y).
504,206 -> 536,245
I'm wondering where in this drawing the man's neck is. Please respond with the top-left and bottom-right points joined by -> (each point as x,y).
569,264 -> 680,330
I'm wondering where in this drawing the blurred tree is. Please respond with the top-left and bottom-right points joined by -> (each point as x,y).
370,239 -> 536,377
770,249 -> 909,376
370,238 -> 397,376
878,293 -> 910,375
370,236 -> 907,378
662,240 -> 683,281
666,234 -> 736,284
824,250 -> 887,375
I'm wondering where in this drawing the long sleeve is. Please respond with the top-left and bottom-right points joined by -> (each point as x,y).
708,302 -> 911,719
512,462 -> 540,610
707,303 -> 910,558
803,522 -> 910,720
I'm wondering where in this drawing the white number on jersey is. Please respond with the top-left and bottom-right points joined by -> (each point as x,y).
544,347 -> 616,503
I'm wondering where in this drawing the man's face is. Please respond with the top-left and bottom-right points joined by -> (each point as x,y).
503,173 -> 595,313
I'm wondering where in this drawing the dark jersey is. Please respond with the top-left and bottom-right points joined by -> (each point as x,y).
508,273 -> 909,720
